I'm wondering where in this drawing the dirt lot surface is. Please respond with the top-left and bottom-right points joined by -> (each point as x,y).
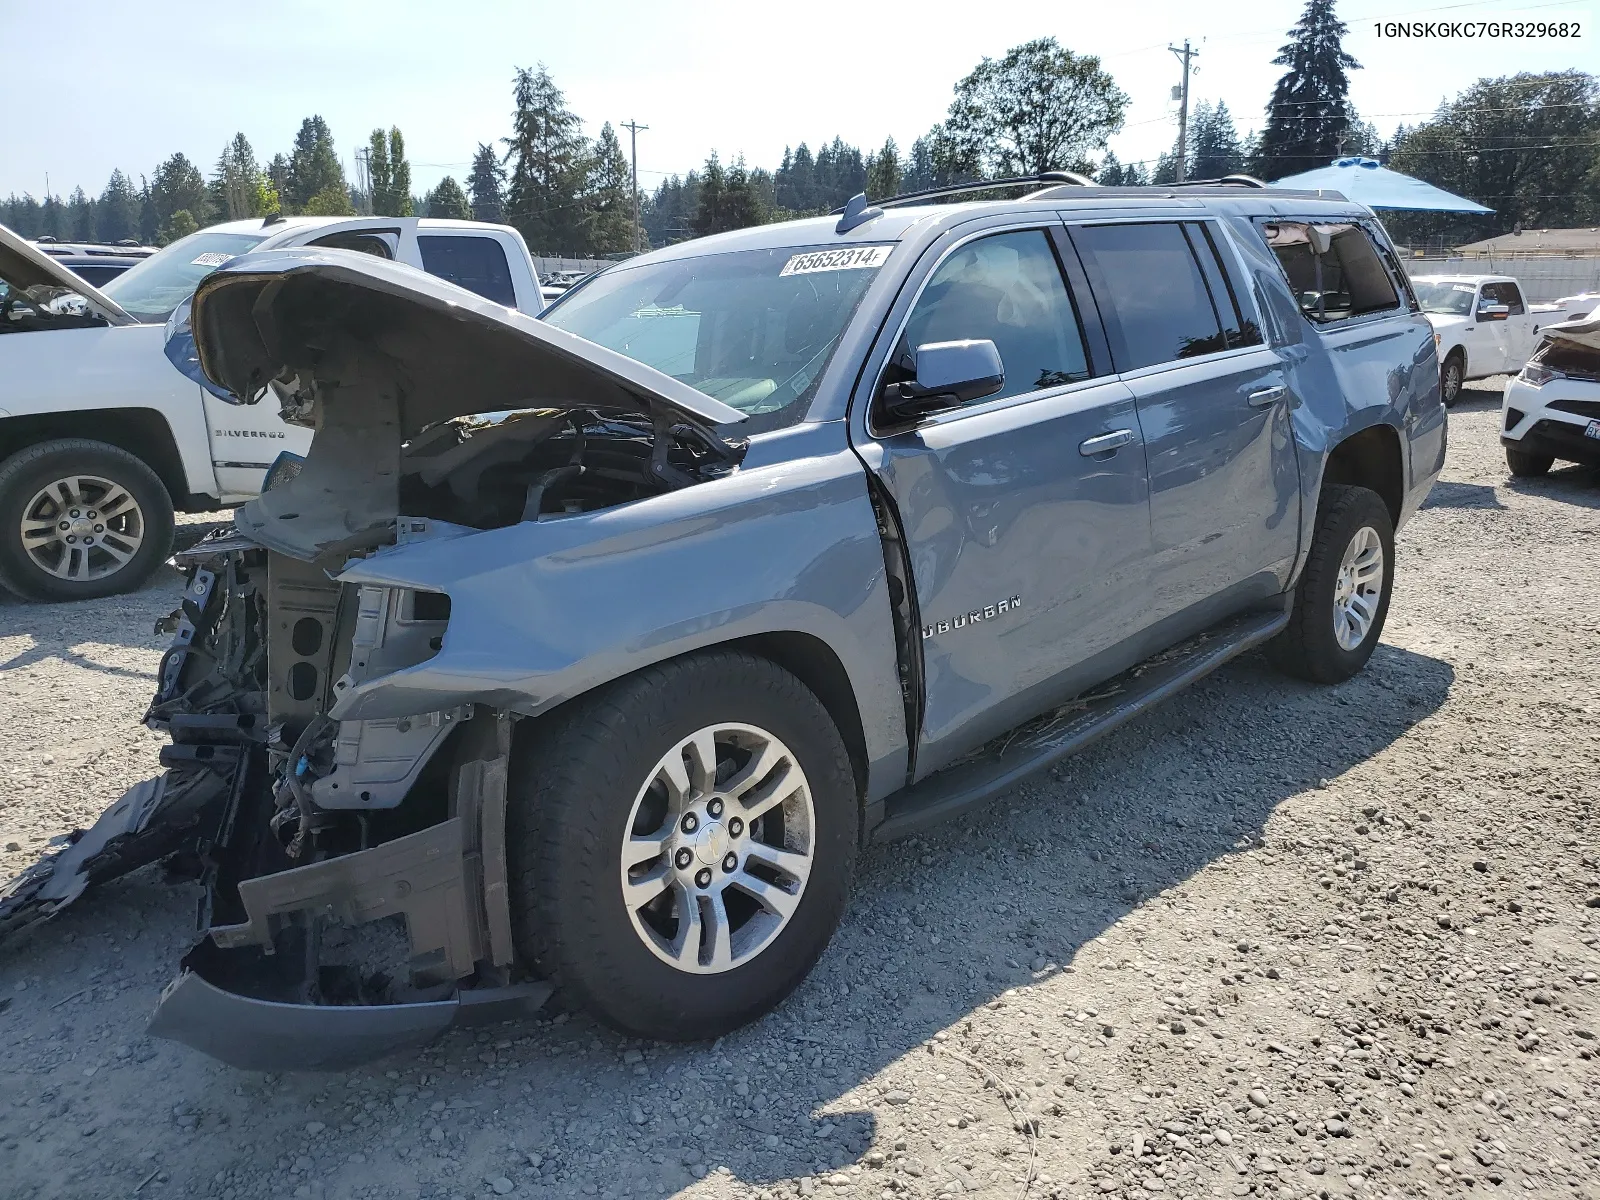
1,386 -> 1596,1200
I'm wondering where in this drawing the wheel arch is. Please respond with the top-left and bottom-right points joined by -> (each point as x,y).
1320,422 -> 1404,527
0,409 -> 190,506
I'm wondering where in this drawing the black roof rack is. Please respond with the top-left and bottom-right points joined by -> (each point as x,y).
830,172 -> 1095,216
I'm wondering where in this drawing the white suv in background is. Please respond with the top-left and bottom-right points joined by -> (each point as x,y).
1501,308 -> 1600,477
0,216 -> 543,601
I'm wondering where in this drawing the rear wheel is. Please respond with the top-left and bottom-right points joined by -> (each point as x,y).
0,439 -> 175,602
1269,485 -> 1395,685
1505,446 -> 1554,477
1440,352 -> 1465,407
506,650 -> 858,1040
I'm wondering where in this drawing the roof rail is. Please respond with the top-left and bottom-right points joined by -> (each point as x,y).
830,172 -> 1094,215
1166,174 -> 1269,189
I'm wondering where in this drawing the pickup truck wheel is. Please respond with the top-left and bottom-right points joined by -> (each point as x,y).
1268,484 -> 1394,685
506,650 -> 858,1041
0,439 -> 175,603
1440,351 -> 1465,407
1505,446 -> 1554,477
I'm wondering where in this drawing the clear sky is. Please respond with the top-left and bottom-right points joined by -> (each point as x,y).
0,0 -> 1591,201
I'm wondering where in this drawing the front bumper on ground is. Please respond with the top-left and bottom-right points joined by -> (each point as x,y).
149,943 -> 549,1071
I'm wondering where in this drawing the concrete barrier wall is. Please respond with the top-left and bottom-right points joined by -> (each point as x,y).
1400,256 -> 1600,303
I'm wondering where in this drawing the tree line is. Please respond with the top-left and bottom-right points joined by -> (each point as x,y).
6,0 -> 1598,254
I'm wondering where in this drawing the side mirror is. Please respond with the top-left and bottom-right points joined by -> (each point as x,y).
879,339 -> 1005,426
1478,303 -> 1511,321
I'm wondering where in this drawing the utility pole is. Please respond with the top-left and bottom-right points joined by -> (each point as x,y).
1168,39 -> 1198,182
354,147 -> 372,215
621,119 -> 648,254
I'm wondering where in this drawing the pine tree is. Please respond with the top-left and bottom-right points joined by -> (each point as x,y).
372,128 -> 413,216
866,137 -> 903,199
1190,101 -> 1246,179
97,170 -> 139,242
425,176 -> 472,221
583,122 -> 636,254
285,116 -> 346,213
212,133 -> 268,220
1097,151 -> 1125,185
721,156 -> 768,231
150,153 -> 211,238
503,65 -> 587,253
1252,0 -> 1361,180
693,153 -> 728,237
41,194 -> 65,240
642,172 -> 700,246
138,177 -> 158,245
68,187 -> 95,240
468,143 -> 505,223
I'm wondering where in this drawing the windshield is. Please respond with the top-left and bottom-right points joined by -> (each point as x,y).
101,230 -> 267,323
1413,281 -> 1476,316
541,243 -> 892,429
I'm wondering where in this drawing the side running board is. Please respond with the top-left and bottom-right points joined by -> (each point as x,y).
870,608 -> 1289,844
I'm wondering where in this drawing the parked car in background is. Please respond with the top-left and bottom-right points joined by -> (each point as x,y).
34,238 -> 158,259
0,215 -> 543,601
1412,274 -> 1593,405
43,252 -> 146,287
0,177 -> 1444,1069
1501,309 -> 1600,476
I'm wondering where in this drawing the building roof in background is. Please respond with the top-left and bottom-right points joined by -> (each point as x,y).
1455,228 -> 1600,257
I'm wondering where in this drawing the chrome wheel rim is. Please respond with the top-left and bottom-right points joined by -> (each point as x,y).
19,474 -> 145,583
1332,525 -> 1384,651
1443,361 -> 1460,401
619,722 -> 814,975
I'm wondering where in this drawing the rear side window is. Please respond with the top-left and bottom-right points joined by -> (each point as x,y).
309,229 -> 399,259
1069,222 -> 1226,370
1263,222 -> 1400,324
898,229 -> 1092,403
418,235 -> 516,307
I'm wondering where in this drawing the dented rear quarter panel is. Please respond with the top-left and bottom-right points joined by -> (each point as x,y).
329,422 -> 909,803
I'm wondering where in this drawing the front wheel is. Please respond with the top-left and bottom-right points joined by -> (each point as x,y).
1269,485 -> 1395,685
0,439 -> 176,602
1440,352 -> 1465,407
506,650 -> 858,1040
1505,446 -> 1554,477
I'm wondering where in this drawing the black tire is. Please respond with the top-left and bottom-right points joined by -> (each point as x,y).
1505,446 -> 1554,477
0,439 -> 175,602
506,649 -> 858,1041
1268,484 -> 1395,685
1440,351 -> 1465,407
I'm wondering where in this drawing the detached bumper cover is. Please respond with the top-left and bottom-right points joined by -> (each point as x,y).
148,945 -> 550,1071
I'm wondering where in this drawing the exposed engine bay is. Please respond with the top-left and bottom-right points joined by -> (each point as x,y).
0,247 -> 755,1068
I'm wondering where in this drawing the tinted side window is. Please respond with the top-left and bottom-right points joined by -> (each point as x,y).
1262,222 -> 1400,324
1071,222 -> 1225,370
309,229 -> 399,259
898,229 -> 1091,403
418,235 -> 516,306
1189,222 -> 1263,349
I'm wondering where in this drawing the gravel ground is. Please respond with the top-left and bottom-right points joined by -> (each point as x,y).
1,386 -> 1596,1200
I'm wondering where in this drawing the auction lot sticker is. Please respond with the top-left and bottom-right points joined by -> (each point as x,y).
780,246 -> 893,276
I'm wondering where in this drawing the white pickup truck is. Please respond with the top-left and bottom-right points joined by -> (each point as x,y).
1411,274 -> 1595,406
0,216 -> 543,601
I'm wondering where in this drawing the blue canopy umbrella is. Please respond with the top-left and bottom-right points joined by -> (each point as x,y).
1269,157 -> 1494,214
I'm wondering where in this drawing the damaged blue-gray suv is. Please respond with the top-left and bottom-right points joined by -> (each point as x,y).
1,176 -> 1446,1069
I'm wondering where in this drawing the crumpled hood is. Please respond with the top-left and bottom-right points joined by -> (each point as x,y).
1538,309 -> 1600,353
178,247 -> 746,435
0,223 -> 135,325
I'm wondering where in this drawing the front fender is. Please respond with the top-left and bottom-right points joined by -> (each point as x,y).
331,440 -> 908,801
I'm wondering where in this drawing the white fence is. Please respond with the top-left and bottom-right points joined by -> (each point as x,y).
1398,255 -> 1600,303
533,256 -> 615,277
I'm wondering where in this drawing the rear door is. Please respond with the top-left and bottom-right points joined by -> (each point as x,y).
852,224 -> 1153,775
1069,219 -> 1301,629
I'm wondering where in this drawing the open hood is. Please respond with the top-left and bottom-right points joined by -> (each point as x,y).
1539,309 -> 1600,353
178,249 -> 748,561
0,223 -> 135,325
182,248 -> 746,433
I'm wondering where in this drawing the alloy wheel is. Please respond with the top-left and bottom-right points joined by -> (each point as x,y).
618,722 -> 814,974
18,474 -> 146,584
1332,525 -> 1384,651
